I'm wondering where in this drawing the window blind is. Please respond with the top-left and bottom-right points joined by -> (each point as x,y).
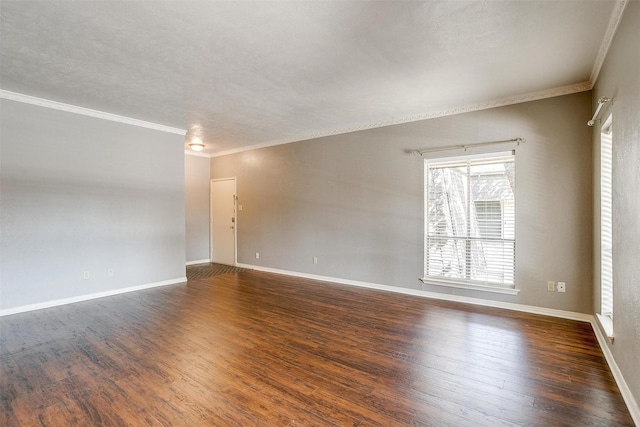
600,122 -> 613,318
425,153 -> 515,288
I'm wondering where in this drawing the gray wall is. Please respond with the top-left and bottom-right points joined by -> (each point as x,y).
0,99 -> 186,310
211,91 -> 593,314
592,1 -> 640,407
185,154 -> 211,263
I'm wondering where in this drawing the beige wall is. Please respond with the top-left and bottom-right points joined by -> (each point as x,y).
211,91 -> 593,313
592,1 -> 640,408
1,99 -> 186,311
185,154 -> 211,263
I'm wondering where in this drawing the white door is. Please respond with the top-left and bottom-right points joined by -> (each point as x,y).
210,178 -> 236,265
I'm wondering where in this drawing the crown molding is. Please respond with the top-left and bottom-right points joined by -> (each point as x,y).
0,89 -> 187,136
184,149 -> 212,158
211,81 -> 592,158
590,0 -> 628,85
409,81 -> 593,119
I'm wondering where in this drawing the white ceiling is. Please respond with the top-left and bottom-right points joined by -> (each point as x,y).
0,1 -> 624,156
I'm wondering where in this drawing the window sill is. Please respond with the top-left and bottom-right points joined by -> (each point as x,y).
420,278 -> 520,295
596,313 -> 614,342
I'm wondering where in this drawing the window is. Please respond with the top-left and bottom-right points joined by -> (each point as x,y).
600,115 -> 613,330
424,152 -> 516,292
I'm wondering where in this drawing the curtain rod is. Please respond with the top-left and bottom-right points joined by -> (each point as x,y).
411,138 -> 525,157
587,97 -> 612,126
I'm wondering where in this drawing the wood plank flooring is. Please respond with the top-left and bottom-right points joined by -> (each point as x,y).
186,263 -> 247,281
1,270 -> 634,426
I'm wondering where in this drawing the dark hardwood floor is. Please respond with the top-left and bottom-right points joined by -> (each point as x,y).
1,270 -> 634,426
186,263 -> 247,281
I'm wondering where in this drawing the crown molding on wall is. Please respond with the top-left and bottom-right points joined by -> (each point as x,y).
1,79 -> 593,160
590,0 -> 628,85
431,81 -> 593,115
1,77 -> 602,162
208,0 -> 628,158
184,149 -> 212,158
4,0 -> 627,158
211,81 -> 592,158
0,89 -> 187,136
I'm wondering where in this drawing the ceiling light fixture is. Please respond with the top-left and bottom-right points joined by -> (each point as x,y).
189,137 -> 205,151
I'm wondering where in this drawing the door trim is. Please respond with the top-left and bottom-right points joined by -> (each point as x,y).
210,177 -> 237,266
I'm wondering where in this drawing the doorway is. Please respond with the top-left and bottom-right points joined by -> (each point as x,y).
210,178 -> 237,266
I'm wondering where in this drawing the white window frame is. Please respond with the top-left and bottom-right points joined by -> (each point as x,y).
422,151 -> 519,295
598,114 -> 614,338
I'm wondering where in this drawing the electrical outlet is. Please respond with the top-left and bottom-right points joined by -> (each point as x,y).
313,257 -> 318,264
557,282 -> 566,293
547,281 -> 555,291
108,268 -> 114,276
83,271 -> 90,279
255,252 -> 260,259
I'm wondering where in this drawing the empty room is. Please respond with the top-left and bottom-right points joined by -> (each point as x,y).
1,1 -> 639,426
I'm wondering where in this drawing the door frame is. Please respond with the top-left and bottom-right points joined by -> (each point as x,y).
210,177 -> 237,266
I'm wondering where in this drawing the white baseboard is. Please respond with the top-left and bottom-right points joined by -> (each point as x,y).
591,318 -> 640,426
237,263 -> 592,322
0,277 -> 187,317
186,259 -> 211,266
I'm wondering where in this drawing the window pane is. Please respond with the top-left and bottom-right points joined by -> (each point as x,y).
474,200 -> 502,239
469,239 -> 515,285
425,236 -> 467,280
425,237 -> 515,286
426,166 -> 468,238
425,154 -> 515,288
601,120 -> 613,318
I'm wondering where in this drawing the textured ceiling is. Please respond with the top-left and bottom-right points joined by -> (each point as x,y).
0,1 -> 621,155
